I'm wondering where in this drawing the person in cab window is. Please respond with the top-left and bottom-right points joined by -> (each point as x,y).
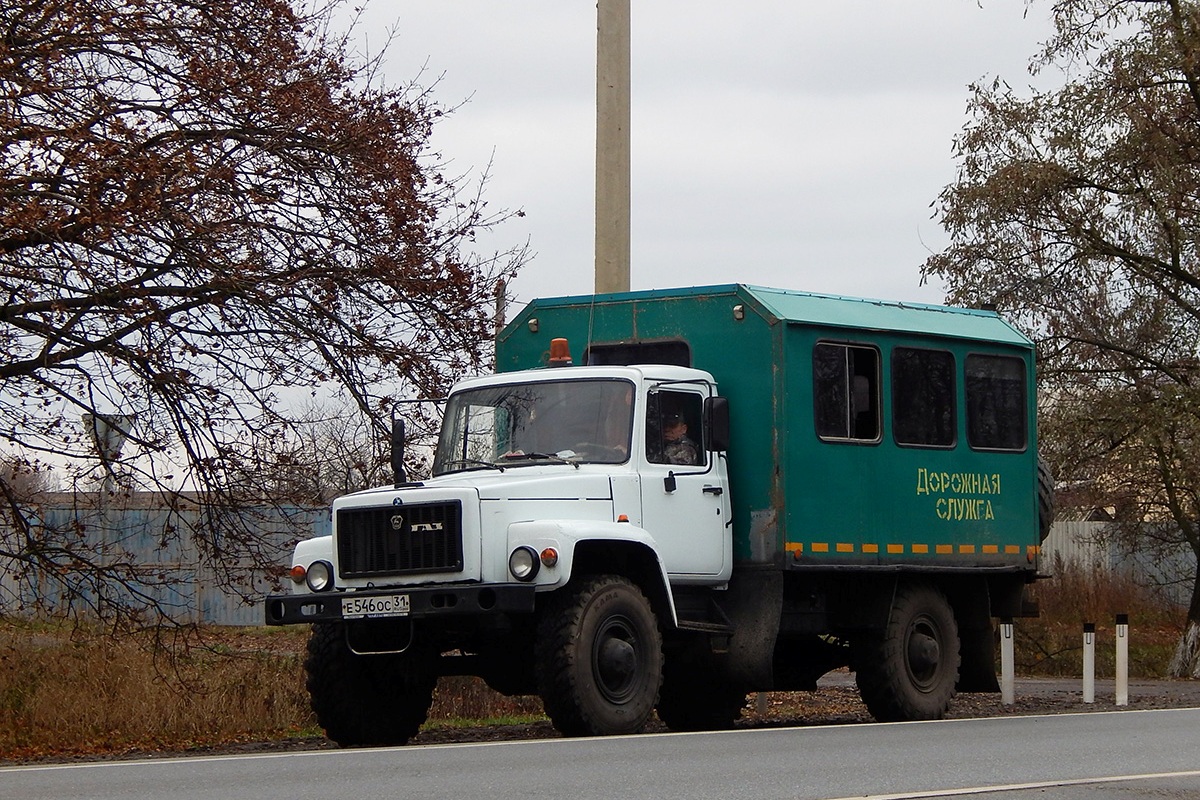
662,413 -> 700,465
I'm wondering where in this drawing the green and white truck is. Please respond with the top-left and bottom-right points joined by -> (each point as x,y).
265,284 -> 1052,745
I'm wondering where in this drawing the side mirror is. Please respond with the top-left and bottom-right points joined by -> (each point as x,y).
391,416 -> 407,487
703,396 -> 730,452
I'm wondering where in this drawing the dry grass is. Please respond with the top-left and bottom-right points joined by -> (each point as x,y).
0,621 -> 314,760
428,676 -> 544,724
0,564 -> 1188,760
1015,558 -> 1185,677
0,620 -> 542,760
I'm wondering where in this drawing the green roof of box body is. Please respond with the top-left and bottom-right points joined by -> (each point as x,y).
498,284 -> 1032,351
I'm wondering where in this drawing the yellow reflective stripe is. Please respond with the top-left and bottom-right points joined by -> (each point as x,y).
787,542 -> 1037,556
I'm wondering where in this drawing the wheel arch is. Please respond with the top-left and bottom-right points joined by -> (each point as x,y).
568,538 -> 676,628
507,519 -> 677,626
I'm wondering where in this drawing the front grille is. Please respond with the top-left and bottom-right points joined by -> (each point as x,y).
336,501 -> 464,578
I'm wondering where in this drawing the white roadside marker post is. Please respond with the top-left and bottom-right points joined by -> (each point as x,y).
1115,613 -> 1129,706
1082,622 -> 1095,704
1001,617 -> 1015,706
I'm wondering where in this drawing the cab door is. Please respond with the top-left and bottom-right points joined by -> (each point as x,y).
638,388 -> 729,577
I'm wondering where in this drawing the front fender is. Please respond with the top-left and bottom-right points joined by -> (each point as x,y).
288,536 -> 334,595
506,519 -> 678,625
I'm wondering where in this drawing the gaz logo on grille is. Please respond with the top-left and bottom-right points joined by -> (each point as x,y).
390,514 -> 404,531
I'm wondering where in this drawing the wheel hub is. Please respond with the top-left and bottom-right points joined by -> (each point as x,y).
907,620 -> 942,689
593,617 -> 639,703
909,632 -> 940,672
599,638 -> 635,681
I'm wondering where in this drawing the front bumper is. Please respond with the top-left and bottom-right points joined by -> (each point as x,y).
264,583 -> 537,626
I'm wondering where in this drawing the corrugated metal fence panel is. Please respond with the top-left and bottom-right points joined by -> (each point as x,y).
1043,520 -> 1191,607
1115,539 -> 1193,607
0,500 -> 329,625
0,502 -> 203,617
193,508 -> 332,626
1042,520 -> 1110,569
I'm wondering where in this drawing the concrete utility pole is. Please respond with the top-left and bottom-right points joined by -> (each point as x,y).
595,0 -> 630,294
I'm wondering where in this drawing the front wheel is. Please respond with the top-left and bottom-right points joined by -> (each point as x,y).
535,575 -> 663,736
853,583 -> 960,722
305,622 -> 437,747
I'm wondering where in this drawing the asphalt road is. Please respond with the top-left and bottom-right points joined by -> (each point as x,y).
4,708 -> 1199,800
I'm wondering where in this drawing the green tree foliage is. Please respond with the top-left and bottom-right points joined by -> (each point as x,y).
925,0 -> 1200,675
0,0 -> 525,621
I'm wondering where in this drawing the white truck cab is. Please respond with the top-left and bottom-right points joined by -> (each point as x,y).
267,361 -> 731,628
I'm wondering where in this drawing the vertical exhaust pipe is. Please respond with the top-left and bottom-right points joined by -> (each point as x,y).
391,415 -> 407,487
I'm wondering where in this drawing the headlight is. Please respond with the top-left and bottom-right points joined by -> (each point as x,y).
305,560 -> 334,592
508,546 -> 540,582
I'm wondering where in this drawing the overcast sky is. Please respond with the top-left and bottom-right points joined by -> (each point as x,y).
353,2 -> 1057,309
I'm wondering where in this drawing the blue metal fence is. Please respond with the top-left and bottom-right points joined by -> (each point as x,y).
0,494 -> 330,625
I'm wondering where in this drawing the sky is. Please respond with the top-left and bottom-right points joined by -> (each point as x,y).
351,1 -> 1058,311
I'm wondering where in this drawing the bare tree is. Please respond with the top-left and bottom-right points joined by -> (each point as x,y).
0,456 -> 55,502
0,0 -> 525,623
233,399 -> 443,506
924,0 -> 1200,674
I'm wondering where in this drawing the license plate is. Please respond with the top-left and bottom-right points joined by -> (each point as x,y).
341,594 -> 410,619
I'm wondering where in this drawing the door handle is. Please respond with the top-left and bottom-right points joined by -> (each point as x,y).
702,486 -> 723,496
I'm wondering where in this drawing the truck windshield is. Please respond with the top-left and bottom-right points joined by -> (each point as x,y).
433,378 -> 635,474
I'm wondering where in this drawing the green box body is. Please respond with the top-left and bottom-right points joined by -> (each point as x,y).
497,284 -> 1040,576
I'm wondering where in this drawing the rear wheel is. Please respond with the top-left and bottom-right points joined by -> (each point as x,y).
305,622 -> 437,747
854,583 -> 960,721
535,575 -> 663,736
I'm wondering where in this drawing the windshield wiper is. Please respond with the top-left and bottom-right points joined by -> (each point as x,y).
442,458 -> 505,472
500,452 -> 581,469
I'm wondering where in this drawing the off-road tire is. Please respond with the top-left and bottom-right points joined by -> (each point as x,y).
656,642 -> 745,731
305,622 -> 437,747
1037,455 -> 1056,543
534,575 -> 663,737
854,583 -> 960,722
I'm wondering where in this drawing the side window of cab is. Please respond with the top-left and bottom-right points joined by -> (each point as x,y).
646,391 -> 705,466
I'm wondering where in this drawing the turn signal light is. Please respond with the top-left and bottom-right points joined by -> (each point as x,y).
289,564 -> 307,583
540,548 -> 559,567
